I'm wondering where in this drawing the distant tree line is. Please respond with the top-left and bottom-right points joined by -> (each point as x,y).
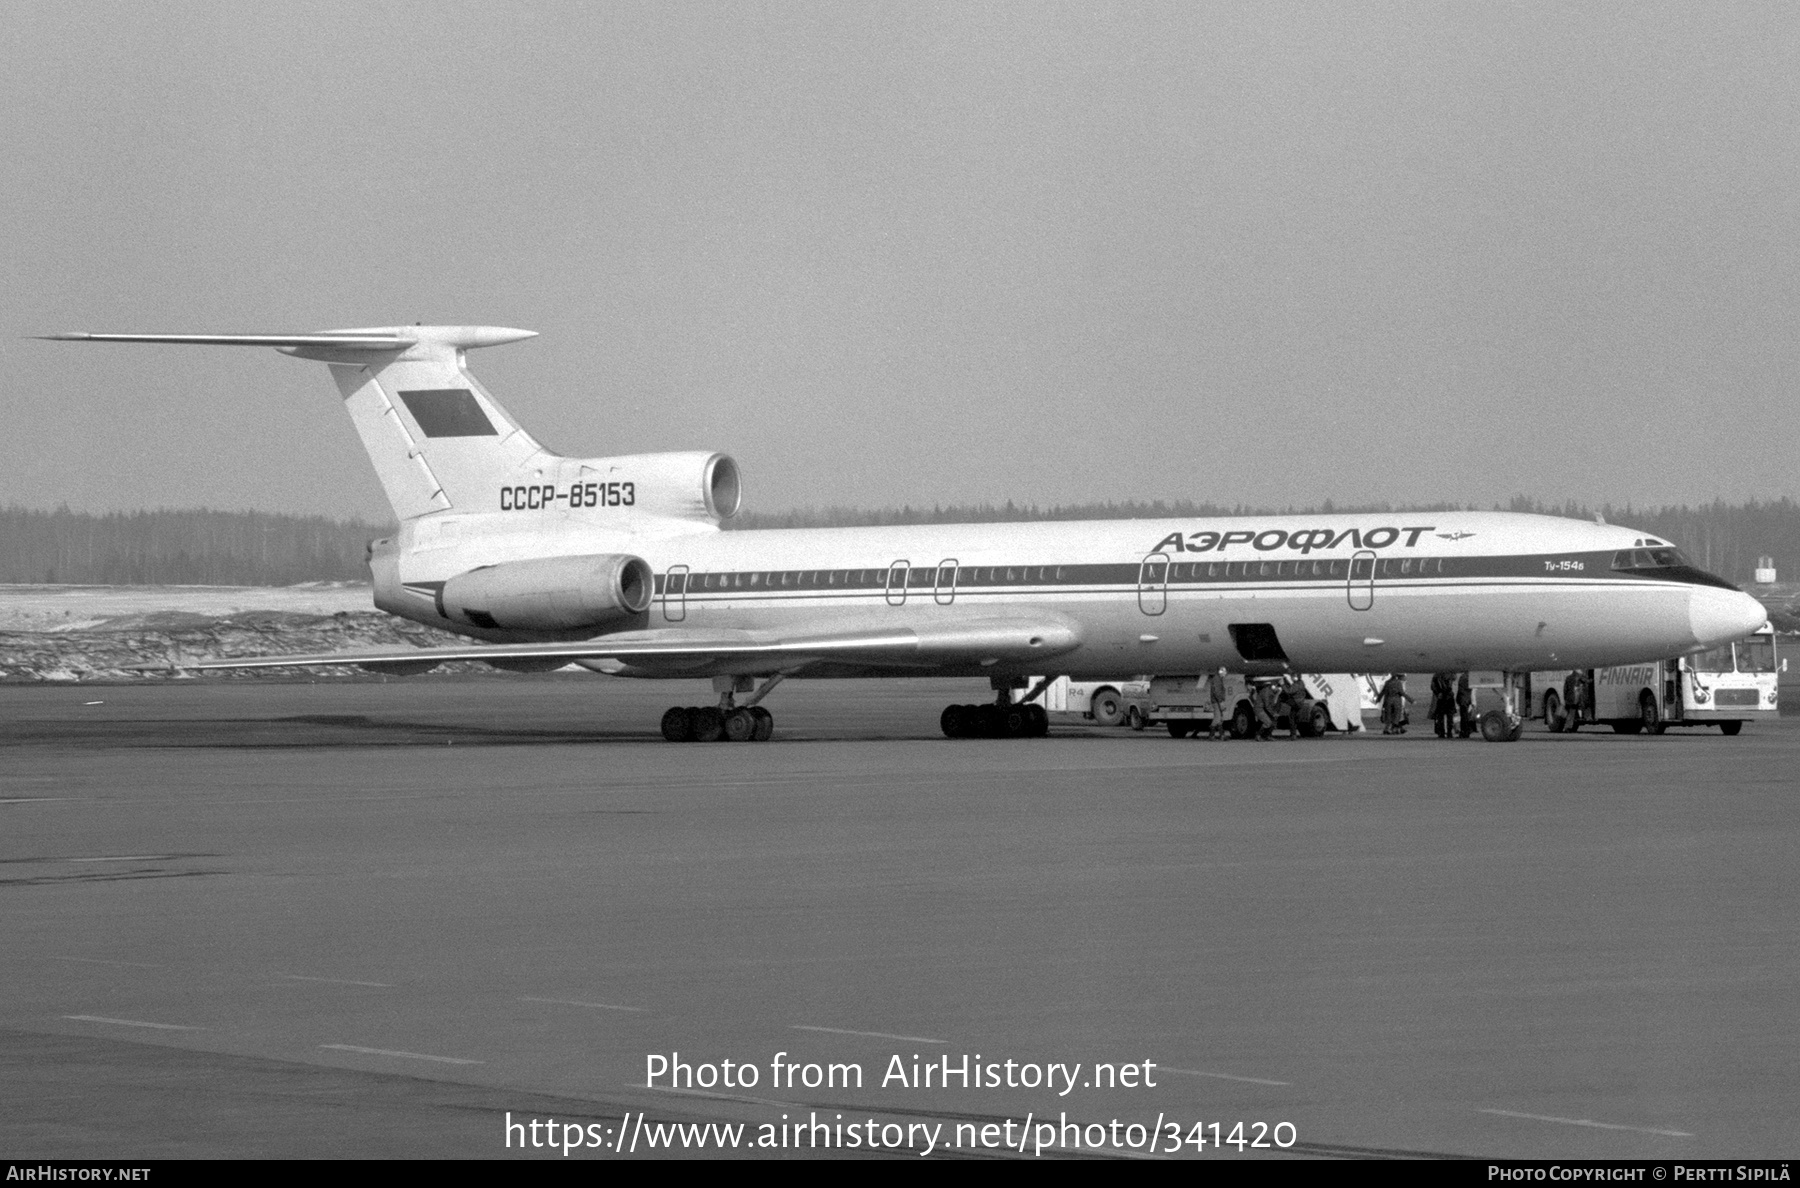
3,498 -> 1796,587
0,506 -> 383,585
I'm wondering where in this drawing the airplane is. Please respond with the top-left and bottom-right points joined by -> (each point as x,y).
44,325 -> 1767,742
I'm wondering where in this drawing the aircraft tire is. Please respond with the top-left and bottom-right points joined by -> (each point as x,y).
1543,692 -> 1564,732
724,707 -> 756,742
940,705 -> 965,738
690,706 -> 725,742
1026,705 -> 1049,736
975,704 -> 1003,737
1003,706 -> 1031,738
1719,720 -> 1743,736
750,706 -> 774,741
660,706 -> 692,742
1479,711 -> 1511,743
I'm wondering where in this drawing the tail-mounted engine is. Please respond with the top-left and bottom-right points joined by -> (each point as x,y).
440,553 -> 653,632
577,451 -> 740,524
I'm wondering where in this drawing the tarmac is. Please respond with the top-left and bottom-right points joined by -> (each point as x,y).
1,675 -> 1795,1159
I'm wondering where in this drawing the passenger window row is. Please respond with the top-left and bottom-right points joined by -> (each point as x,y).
663,557 -> 1453,591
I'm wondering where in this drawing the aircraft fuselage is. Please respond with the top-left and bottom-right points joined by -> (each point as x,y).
373,509 -> 1762,681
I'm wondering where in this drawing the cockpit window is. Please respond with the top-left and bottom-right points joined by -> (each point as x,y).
1613,547 -> 1692,571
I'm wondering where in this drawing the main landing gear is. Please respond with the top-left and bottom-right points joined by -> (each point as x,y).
660,704 -> 772,743
939,702 -> 1049,739
661,675 -> 782,743
940,678 -> 1051,739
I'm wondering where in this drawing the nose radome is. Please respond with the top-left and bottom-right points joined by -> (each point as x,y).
1688,588 -> 1768,648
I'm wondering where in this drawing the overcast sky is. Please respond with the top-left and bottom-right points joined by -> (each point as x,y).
3,1 -> 1797,523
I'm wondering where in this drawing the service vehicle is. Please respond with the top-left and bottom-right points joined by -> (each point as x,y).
1140,672 -> 1363,738
1016,676 -> 1149,727
1535,624 -> 1782,735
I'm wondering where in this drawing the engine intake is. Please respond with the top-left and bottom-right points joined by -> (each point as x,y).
440,553 -> 652,632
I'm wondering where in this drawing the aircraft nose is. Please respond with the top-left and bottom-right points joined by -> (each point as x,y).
1688,588 -> 1767,649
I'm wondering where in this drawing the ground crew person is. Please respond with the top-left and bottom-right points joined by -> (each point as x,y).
1280,676 -> 1305,739
1252,679 -> 1279,741
1379,673 -> 1413,735
1563,669 -> 1585,732
1430,672 -> 1456,739
1455,672 -> 1472,738
1206,667 -> 1230,739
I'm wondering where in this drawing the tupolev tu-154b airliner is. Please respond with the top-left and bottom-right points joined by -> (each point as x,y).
45,325 -> 1767,742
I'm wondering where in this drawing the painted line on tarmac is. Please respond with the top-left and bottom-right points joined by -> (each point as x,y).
51,956 -> 162,968
648,1085 -> 809,1110
1161,1066 -> 1291,1087
320,1043 -> 483,1065
67,855 -> 178,863
792,1025 -> 948,1044
0,798 -> 78,805
1479,1109 -> 1693,1137
63,1015 -> 199,1031
520,996 -> 647,1012
277,973 -> 393,988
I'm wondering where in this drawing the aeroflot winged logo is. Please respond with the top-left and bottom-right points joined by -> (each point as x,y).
1149,526 -> 1438,555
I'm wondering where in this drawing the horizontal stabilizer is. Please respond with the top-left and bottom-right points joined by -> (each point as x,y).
174,617 -> 1082,677
39,332 -> 416,349
38,326 -> 537,358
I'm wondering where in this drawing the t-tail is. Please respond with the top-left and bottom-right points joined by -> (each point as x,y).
44,327 -> 538,519
40,326 -> 741,527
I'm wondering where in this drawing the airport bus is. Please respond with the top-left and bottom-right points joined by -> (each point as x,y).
1536,624 -> 1782,735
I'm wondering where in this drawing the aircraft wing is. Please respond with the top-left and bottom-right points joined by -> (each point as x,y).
180,617 -> 1083,677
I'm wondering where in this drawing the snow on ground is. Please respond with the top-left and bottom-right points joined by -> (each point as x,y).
0,584 -> 476,682
0,582 -> 375,633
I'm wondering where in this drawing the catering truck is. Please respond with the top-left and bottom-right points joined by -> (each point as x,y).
1537,624 -> 1781,735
